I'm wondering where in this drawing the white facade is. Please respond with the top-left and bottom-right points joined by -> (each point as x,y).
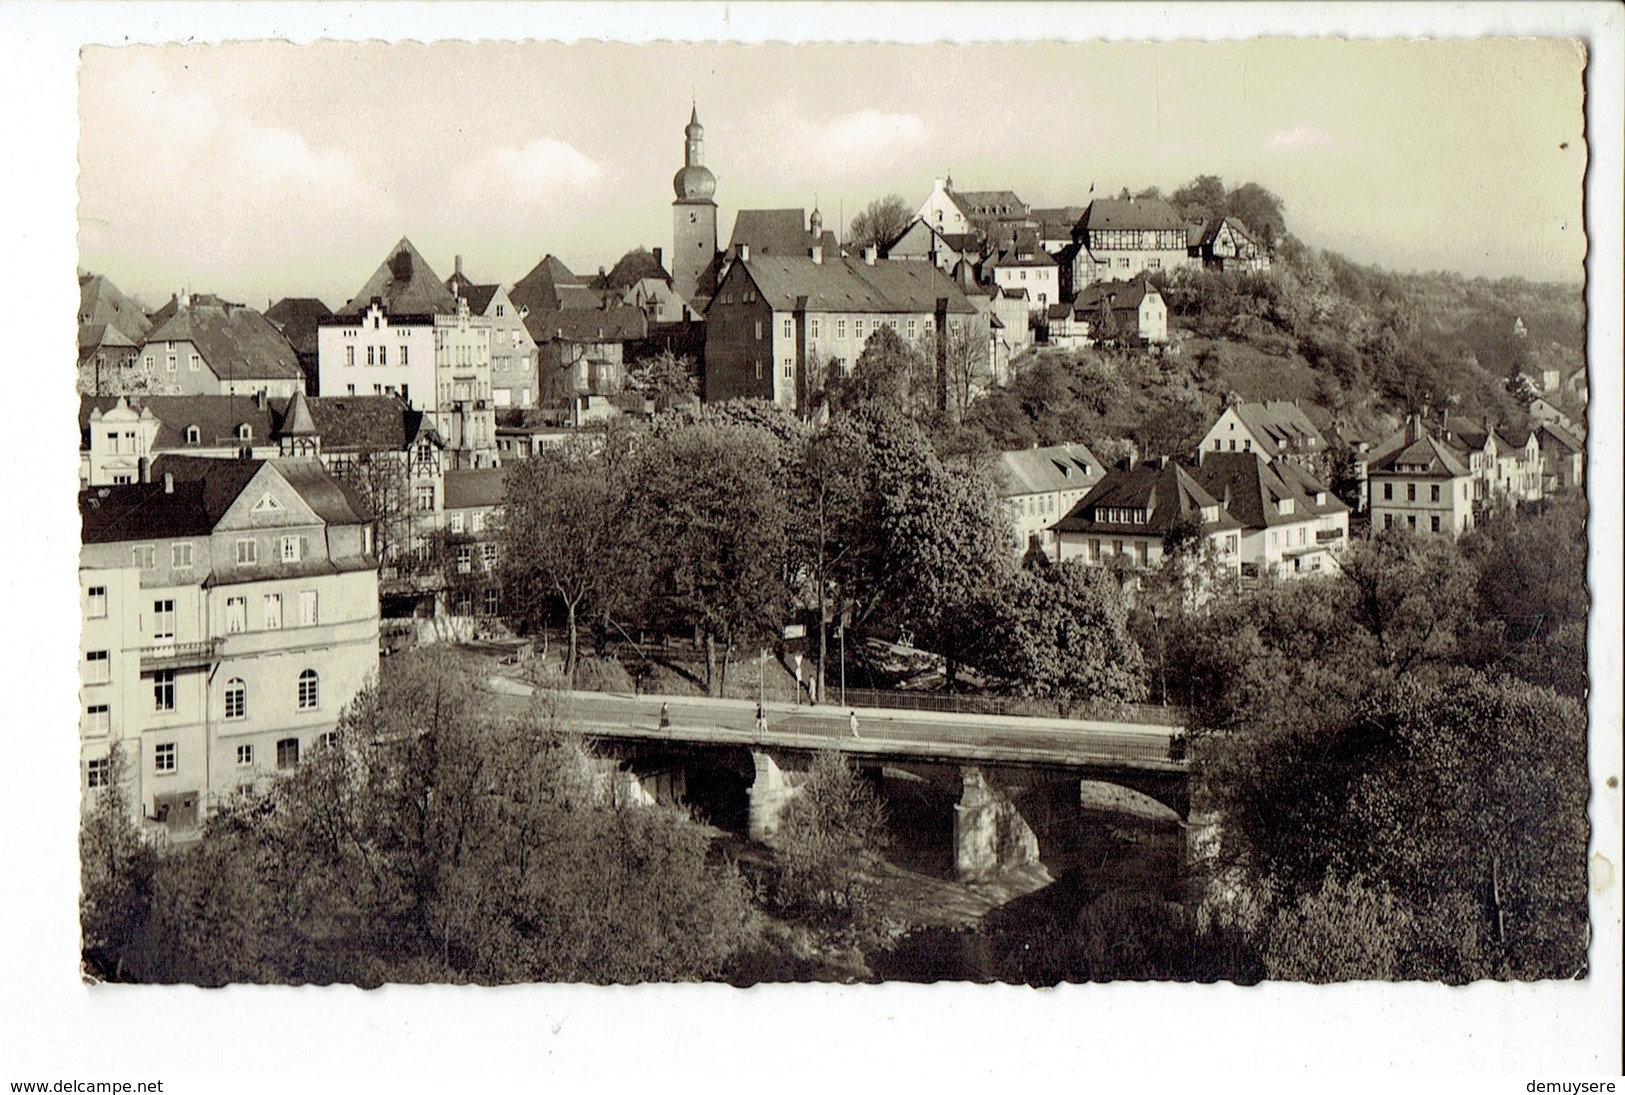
317,303 -> 437,407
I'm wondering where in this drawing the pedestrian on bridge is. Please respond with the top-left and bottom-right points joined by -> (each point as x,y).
659,702 -> 670,729
849,710 -> 860,740
755,703 -> 766,739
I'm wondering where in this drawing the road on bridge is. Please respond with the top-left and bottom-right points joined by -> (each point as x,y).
483,681 -> 1186,771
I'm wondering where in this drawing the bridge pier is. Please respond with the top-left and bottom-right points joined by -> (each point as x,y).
953,766 -> 1040,881
747,750 -> 802,841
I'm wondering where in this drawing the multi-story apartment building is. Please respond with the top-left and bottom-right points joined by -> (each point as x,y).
79,456 -> 380,832
1052,457 -> 1242,579
1186,451 -> 1349,581
1368,421 -> 1476,536
447,258 -> 540,410
317,239 -> 497,470
997,442 -> 1104,561
702,247 -> 979,413
134,293 -> 307,400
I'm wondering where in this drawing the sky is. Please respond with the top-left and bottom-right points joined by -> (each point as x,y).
77,35 -> 1588,311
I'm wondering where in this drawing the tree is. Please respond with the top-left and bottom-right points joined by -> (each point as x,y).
1225,182 -> 1287,251
939,317 -> 994,422
500,439 -> 635,682
333,452 -> 418,571
847,194 -> 913,252
792,416 -> 875,701
624,348 -> 698,412
1171,174 -> 1228,222
770,750 -> 889,923
1335,527 -> 1477,676
629,418 -> 793,694
983,561 -> 1148,712
838,325 -> 934,419
80,744 -> 156,979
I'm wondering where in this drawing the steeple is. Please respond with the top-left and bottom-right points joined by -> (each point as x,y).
674,105 -> 716,201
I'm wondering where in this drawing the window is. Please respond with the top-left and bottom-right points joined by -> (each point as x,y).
837,318 -> 847,339
262,593 -> 284,631
85,704 -> 110,736
297,670 -> 319,710
153,670 -> 175,712
367,345 -> 376,366
1406,483 -> 1416,502
1431,515 -> 1442,533
166,354 -> 177,372
298,590 -> 318,627
1383,483 -> 1393,501
236,744 -> 254,767
86,585 -> 106,619
1406,515 -> 1417,529
236,539 -> 257,566
346,345 -> 355,367
810,318 -> 820,339
280,535 -> 302,563
783,359 -> 793,380
754,321 -> 763,341
154,742 -> 176,772
1431,484 -> 1441,502
482,543 -> 498,570
224,678 -> 246,720
225,596 -> 246,634
783,318 -> 793,339
85,649 -> 110,684
483,587 -> 500,616
415,484 -> 435,512
171,543 -> 193,569
471,511 -> 484,534
151,599 -> 175,642
1384,513 -> 1394,530
238,423 -> 252,443
318,731 -> 339,750
277,737 -> 300,770
449,512 -> 464,534
754,361 -> 763,381
131,545 -> 155,570
379,345 -> 387,366
87,755 -> 111,788
144,355 -> 154,371
189,353 -> 200,372
906,319 -> 917,339
400,344 -> 409,366
456,546 -> 473,574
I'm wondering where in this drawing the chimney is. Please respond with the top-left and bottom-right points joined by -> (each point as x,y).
653,246 -> 663,271
138,456 -> 150,483
1407,412 -> 1423,444
811,244 -> 823,265
863,243 -> 877,265
162,472 -> 174,494
934,297 -> 949,415
739,244 -> 750,262
455,254 -> 464,277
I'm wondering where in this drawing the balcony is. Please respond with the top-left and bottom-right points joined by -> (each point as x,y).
1316,527 -> 1346,543
139,639 -> 223,671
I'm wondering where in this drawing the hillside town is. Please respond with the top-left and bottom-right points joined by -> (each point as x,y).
72,101 -> 1594,999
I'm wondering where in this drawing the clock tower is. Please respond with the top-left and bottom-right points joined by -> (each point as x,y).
672,106 -> 719,306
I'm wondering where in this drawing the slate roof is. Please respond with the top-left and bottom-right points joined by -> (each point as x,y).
264,297 -> 333,356
511,254 -> 586,315
524,305 -> 649,344
1270,459 -> 1349,517
80,394 -> 436,454
447,278 -> 501,315
728,209 -> 839,259
1369,435 -> 1471,479
1075,277 -> 1156,312
339,238 -> 457,317
270,457 -> 373,525
444,467 -> 507,510
951,189 -> 1028,219
80,473 -> 234,544
729,255 -> 978,315
78,274 -> 153,343
1186,451 -> 1344,531
1032,206 -> 1088,238
143,301 -> 304,382
998,443 -> 1103,497
1076,197 -> 1188,236
79,322 -> 140,356
149,293 -> 245,327
1192,216 -> 1264,250
1227,401 -> 1327,458
988,233 -> 1057,269
1538,421 -> 1584,454
1054,460 -> 1240,536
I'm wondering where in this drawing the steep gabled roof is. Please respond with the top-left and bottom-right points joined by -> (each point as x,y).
1053,460 -> 1240,536
1075,277 -> 1156,313
511,254 -> 586,315
1227,401 -> 1327,458
728,255 -> 978,316
264,297 -> 333,356
998,442 -> 1103,497
143,301 -> 304,382
78,274 -> 154,343
1271,458 -> 1348,517
1186,451 -> 1344,530
271,457 -> 372,524
304,395 -> 439,452
523,304 -> 648,344
1076,197 -> 1187,236
952,189 -> 1028,219
1538,420 -> 1584,454
1370,434 -> 1471,479
339,238 -> 457,317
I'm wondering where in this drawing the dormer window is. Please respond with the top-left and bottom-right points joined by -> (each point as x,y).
185,425 -> 200,445
1200,505 -> 1219,523
238,424 -> 253,442
1277,498 -> 1295,515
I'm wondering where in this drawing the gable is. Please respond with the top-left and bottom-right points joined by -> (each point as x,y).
212,464 -> 322,531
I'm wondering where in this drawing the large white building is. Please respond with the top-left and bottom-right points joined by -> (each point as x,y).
79,457 -> 380,832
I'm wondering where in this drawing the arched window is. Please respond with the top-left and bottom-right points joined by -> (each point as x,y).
238,423 -> 253,442
185,425 -> 200,445
224,678 -> 246,720
297,669 -> 319,710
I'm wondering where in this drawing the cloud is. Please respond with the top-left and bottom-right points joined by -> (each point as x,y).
1262,123 -> 1341,154
822,110 -> 927,159
486,138 -> 602,192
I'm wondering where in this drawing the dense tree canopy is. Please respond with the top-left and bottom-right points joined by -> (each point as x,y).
847,194 -> 914,252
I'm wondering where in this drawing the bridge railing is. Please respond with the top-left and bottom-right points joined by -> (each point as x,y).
834,686 -> 1187,727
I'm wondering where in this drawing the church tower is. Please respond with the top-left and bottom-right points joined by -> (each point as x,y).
672,106 -> 719,306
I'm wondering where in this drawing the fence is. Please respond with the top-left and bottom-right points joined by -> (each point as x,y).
834,686 -> 1187,727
